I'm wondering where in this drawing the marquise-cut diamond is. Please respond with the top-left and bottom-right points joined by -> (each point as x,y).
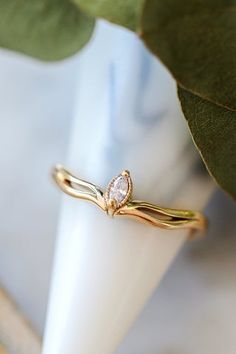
109,175 -> 129,204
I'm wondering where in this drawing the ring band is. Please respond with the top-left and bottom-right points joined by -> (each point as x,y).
53,165 -> 207,239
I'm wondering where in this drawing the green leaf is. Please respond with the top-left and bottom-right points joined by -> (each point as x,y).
74,0 -> 143,31
178,86 -> 236,199
141,0 -> 236,110
0,0 -> 235,199
0,0 -> 95,61
72,0 -> 236,110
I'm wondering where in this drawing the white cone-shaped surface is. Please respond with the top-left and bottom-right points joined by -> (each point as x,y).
42,22 -> 213,354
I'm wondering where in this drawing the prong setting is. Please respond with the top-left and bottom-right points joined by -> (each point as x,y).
107,198 -> 117,216
121,170 -> 130,177
104,171 -> 133,215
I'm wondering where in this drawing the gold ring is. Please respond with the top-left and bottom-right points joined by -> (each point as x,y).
53,165 -> 207,239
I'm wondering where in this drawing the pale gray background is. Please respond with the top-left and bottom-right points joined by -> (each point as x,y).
0,49 -> 235,354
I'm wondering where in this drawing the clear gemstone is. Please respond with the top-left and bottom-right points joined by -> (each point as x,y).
109,176 -> 129,204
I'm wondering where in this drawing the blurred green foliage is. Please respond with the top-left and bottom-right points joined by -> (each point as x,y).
0,0 -> 235,198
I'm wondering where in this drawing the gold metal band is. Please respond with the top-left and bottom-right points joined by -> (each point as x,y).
53,165 -> 207,239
